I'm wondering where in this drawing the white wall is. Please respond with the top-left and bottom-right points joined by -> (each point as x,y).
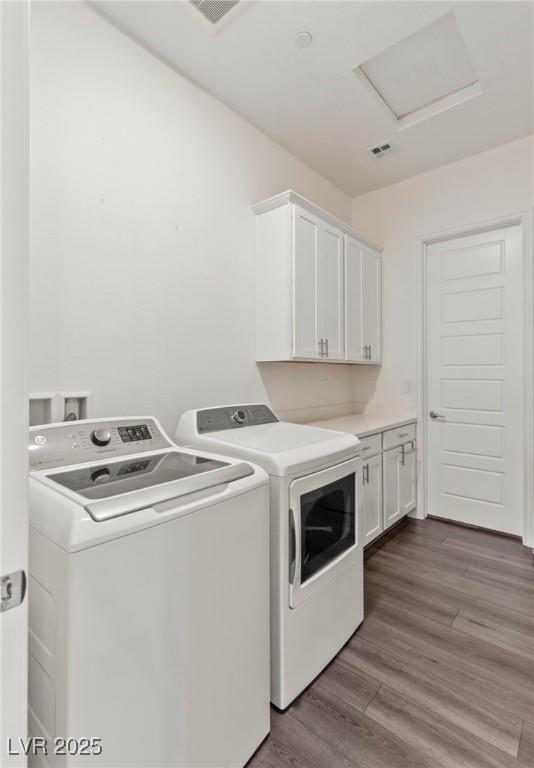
351,135 -> 533,410
29,1 -> 352,434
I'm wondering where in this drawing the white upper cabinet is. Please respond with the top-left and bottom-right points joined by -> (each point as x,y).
345,237 -> 363,361
293,205 -> 344,359
362,248 -> 382,363
345,236 -> 382,363
254,191 -> 381,364
322,224 -> 345,360
294,206 -> 323,359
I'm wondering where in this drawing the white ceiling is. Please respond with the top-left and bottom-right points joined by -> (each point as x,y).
92,1 -> 533,196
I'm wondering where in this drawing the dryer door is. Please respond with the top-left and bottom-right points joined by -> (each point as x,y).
289,457 -> 359,608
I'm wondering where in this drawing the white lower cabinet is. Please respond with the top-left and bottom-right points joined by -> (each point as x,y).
359,427 -> 417,545
361,453 -> 383,545
383,442 -> 417,531
400,442 -> 417,516
383,446 -> 405,530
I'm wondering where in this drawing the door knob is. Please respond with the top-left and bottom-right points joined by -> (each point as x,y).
429,410 -> 445,420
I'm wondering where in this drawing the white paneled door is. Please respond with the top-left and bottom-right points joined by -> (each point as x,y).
426,225 -> 523,534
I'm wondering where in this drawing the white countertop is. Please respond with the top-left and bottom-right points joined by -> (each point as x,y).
303,410 -> 417,438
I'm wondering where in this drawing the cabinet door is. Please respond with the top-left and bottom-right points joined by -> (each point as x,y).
383,447 -> 404,530
400,442 -> 417,515
321,224 -> 344,360
362,454 -> 383,545
345,236 -> 365,362
362,249 -> 382,363
293,206 -> 322,359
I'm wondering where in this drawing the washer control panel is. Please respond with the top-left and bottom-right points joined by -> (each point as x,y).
197,404 -> 278,433
29,418 -> 171,470
117,424 -> 153,443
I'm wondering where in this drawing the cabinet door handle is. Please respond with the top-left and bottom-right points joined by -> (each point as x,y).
363,463 -> 369,484
368,344 -> 372,360
325,338 -> 329,357
319,338 -> 324,357
401,445 -> 406,466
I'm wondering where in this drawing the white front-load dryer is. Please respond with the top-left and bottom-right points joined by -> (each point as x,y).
28,417 -> 270,767
176,404 -> 364,709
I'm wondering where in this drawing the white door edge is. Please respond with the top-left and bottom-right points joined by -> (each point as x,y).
416,210 -> 534,547
0,1 -> 30,764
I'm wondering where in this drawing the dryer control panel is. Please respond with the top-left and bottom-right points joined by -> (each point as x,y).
29,417 -> 172,470
197,404 -> 278,433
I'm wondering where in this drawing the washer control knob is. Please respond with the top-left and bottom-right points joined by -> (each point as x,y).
231,409 -> 247,425
91,428 -> 112,447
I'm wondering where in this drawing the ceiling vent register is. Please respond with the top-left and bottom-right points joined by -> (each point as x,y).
190,0 -> 240,25
368,142 -> 392,158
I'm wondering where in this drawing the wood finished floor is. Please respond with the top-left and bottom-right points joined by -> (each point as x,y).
249,517 -> 534,768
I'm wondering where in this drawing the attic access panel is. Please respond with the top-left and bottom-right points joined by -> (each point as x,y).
355,13 -> 481,128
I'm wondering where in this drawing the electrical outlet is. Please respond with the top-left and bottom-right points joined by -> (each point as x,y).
402,381 -> 414,394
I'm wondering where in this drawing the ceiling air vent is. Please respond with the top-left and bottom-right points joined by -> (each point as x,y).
190,0 -> 240,25
368,142 -> 393,159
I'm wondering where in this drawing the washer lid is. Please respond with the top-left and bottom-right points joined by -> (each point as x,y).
41,450 -> 255,521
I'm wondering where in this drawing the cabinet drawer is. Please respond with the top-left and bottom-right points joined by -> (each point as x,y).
383,423 -> 416,451
358,433 -> 382,457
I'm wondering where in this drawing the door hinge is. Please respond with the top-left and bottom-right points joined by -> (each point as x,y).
0,570 -> 26,613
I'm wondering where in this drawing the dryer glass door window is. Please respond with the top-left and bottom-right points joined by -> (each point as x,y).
300,472 -> 355,584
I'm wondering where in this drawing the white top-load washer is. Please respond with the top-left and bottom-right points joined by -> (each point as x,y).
176,404 -> 363,709
28,416 -> 270,768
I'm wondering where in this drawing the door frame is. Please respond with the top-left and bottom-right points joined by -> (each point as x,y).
416,211 -> 534,547
0,1 -> 30,763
